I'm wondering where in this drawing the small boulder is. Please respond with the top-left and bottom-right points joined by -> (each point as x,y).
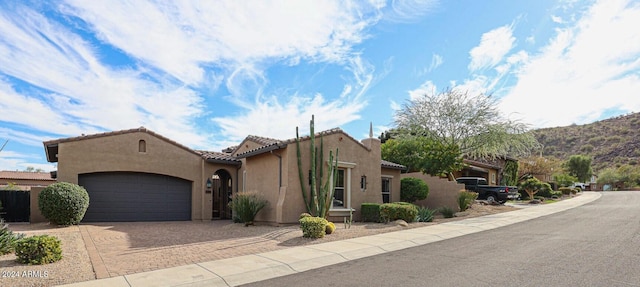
394,219 -> 409,227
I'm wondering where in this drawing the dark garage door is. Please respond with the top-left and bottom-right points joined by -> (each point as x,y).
79,172 -> 192,222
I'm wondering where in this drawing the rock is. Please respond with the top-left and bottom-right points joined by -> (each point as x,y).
394,219 -> 409,227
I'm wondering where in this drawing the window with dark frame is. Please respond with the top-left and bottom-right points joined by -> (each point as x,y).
333,169 -> 345,207
382,177 -> 391,203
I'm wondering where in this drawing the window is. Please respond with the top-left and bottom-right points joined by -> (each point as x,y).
333,169 -> 345,208
138,140 -> 146,153
382,177 -> 391,203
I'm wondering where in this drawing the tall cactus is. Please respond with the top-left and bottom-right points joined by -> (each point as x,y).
296,115 -> 339,218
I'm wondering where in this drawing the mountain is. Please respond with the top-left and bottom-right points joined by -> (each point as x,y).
532,112 -> 640,172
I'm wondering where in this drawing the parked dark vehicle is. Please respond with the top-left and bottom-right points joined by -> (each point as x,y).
456,177 -> 519,204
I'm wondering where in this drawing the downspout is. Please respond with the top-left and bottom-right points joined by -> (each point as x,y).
270,150 -> 282,189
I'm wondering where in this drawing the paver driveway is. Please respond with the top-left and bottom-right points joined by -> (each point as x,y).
80,221 -> 304,278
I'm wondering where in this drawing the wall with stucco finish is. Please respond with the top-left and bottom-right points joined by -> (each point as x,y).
55,131 -> 208,220
243,131 -> 399,224
401,172 -> 464,211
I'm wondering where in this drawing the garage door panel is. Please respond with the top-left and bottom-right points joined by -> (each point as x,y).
79,172 -> 192,222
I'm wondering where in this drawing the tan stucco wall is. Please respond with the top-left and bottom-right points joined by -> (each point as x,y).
29,187 -> 46,223
56,132 -> 208,220
244,151 -> 282,223
243,132 -> 397,224
401,172 -> 464,211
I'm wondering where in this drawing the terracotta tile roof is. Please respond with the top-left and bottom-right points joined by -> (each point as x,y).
245,135 -> 280,146
44,126 -> 194,152
235,128 -> 359,158
195,151 -> 241,165
43,127 -> 200,162
0,171 -> 55,181
381,160 -> 406,170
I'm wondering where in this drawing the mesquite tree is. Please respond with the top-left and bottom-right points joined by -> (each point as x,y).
296,115 -> 339,218
394,87 -> 540,160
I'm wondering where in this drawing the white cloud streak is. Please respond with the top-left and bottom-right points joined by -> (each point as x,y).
469,25 -> 516,71
499,0 -> 640,127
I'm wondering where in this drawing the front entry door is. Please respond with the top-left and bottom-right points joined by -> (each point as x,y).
212,171 -> 232,220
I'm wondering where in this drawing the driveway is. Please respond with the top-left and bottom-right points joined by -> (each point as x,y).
79,221 -> 304,278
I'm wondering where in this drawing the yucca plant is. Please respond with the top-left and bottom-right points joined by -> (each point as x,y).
0,219 -> 25,255
228,191 -> 268,226
457,190 -> 478,211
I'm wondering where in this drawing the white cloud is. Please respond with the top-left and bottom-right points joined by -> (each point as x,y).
408,80 -> 438,101
0,150 -> 56,172
551,15 -> 565,23
211,93 -> 365,149
0,5 -> 208,147
499,0 -> 640,127
62,0 -> 383,84
469,25 -> 516,71
211,55 -> 374,149
384,0 -> 439,23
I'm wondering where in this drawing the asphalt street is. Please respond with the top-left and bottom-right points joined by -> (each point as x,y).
242,191 -> 640,287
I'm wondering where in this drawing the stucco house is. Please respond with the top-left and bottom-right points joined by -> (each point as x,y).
0,171 -> 56,190
42,126 -> 404,224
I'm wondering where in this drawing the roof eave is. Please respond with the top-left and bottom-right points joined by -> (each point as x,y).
236,143 -> 286,159
205,158 -> 242,166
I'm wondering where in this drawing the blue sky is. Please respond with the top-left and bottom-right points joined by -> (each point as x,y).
1,0 -> 639,172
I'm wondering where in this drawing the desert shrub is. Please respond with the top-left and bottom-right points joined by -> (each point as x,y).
439,206 -> 455,218
228,191 -> 268,226
415,206 -> 435,222
400,178 -> 429,203
14,235 -> 62,265
299,216 -> 328,238
379,203 -> 418,223
0,219 -> 24,255
325,222 -> 336,234
558,187 -> 577,195
361,203 -> 381,222
38,182 -> 89,226
457,191 -> 478,211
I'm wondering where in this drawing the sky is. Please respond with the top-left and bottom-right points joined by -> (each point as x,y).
1,0 -> 639,172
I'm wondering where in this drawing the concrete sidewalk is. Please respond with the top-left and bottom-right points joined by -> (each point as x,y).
60,192 -> 601,287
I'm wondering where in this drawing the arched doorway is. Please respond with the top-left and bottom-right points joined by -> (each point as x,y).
211,169 -> 233,220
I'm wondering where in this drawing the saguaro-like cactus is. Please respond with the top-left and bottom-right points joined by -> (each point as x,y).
296,115 -> 339,218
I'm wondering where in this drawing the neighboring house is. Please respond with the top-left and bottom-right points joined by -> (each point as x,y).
42,126 -> 404,224
0,171 -> 55,190
455,157 -> 518,186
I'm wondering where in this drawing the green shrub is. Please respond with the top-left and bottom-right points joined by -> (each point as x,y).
228,191 -> 268,226
38,182 -> 90,226
0,219 -> 24,255
439,206 -> 455,218
299,216 -> 328,238
400,178 -> 429,203
416,206 -> 435,222
558,187 -> 577,195
457,191 -> 478,211
14,235 -> 62,265
361,203 -> 381,222
325,222 -> 336,234
379,203 -> 418,223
